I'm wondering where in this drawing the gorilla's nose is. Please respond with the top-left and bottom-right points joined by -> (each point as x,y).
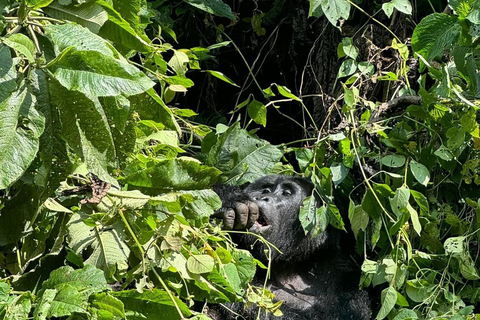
260,196 -> 271,202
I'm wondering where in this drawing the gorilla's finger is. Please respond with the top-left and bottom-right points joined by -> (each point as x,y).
246,201 -> 259,228
233,202 -> 249,229
223,208 -> 236,230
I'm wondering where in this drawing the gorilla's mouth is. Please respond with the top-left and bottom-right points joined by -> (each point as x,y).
249,212 -> 271,234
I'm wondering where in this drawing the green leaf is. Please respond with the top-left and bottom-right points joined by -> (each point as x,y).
43,1 -> 108,34
410,190 -> 429,215
68,214 -> 130,275
47,47 -> 154,97
276,85 -> 301,101
25,0 -> 54,9
412,13 -> 461,61
340,37 -> 358,60
41,265 -> 108,293
381,155 -> 406,168
407,203 -> 421,236
97,0 -> 152,52
112,289 -> 192,320
187,254 -> 215,274
376,287 -> 397,320
390,186 -> 410,218
330,162 -> 348,186
392,309 -> 418,320
44,23 -> 113,56
309,0 -> 324,17
319,0 -> 351,27
50,81 -> 117,182
434,145 -> 454,161
123,158 -> 221,190
337,59 -> 357,78
348,201 -> 369,239
90,293 -> 125,319
205,70 -> 239,87
183,0 -> 235,19
0,82 -> 45,189
247,99 -> 267,127
410,160 -> 430,186
3,33 -> 35,63
444,236 -> 465,256
382,0 -> 412,18
204,123 -> 283,184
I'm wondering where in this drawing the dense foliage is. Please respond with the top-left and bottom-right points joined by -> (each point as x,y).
0,0 -> 480,319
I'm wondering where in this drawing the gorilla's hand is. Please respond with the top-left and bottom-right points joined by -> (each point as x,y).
212,184 -> 259,230
213,201 -> 259,230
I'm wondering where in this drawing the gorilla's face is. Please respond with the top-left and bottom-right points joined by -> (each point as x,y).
240,175 -> 327,263
245,175 -> 312,238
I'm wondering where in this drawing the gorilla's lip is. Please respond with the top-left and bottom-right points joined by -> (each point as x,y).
248,211 -> 271,234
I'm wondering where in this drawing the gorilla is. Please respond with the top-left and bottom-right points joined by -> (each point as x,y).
211,175 -> 370,320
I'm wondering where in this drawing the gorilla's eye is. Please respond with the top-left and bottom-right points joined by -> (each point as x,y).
282,189 -> 292,196
262,188 -> 271,194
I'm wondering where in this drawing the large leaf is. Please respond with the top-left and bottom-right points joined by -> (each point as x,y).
203,123 -> 284,184
67,214 -> 130,275
412,13 -> 461,61
44,23 -> 113,57
97,0 -> 152,53
41,265 -> 108,293
47,47 -> 154,97
49,81 -> 117,182
0,80 -> 45,189
183,0 -> 235,19
123,157 -> 221,190
43,1 -> 108,34
319,0 -> 351,27
112,289 -> 192,320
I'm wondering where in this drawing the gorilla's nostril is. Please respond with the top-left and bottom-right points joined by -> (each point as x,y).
261,197 -> 270,202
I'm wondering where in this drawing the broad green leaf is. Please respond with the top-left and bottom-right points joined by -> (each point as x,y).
390,186 -> 410,218
376,287 -> 397,320
348,201 -> 369,239
338,59 -> 357,78
247,99 -> 267,126
25,0 -> 54,9
180,189 -> 222,226
204,123 -> 284,184
4,293 -> 33,320
434,145 -> 454,161
330,162 -> 348,186
90,293 -> 125,318
183,0 -> 235,19
410,189 -> 429,215
340,37 -> 358,60
410,160 -> 430,186
47,47 -> 154,97
276,85 -> 301,101
3,33 -> 35,63
44,198 -> 73,213
382,0 -> 412,18
47,285 -> 88,317
412,13 -> 461,61
444,236 -> 465,256
43,1 -> 108,34
449,0 -> 476,19
68,214 -> 130,275
50,81 -> 117,182
407,203 -> 421,236
232,249 -> 256,287
112,289 -> 192,319
319,0 -> 351,27
187,255 -> 215,274
381,155 -> 406,168
97,0 -> 152,52
41,265 -> 108,293
123,158 -> 221,190
392,309 -> 418,320
309,0 -> 323,17
299,196 -> 318,234
168,50 -> 189,76
44,23 -> 113,56
205,70 -> 239,87
0,83 -> 45,189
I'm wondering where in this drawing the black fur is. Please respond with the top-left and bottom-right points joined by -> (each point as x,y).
211,175 -> 371,320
